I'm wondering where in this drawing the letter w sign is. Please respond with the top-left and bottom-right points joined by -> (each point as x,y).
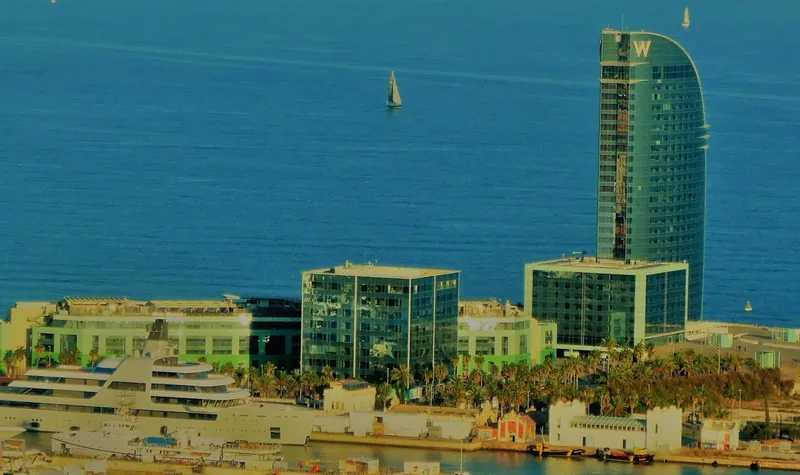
633,40 -> 652,58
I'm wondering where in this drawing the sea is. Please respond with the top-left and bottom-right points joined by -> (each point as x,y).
1,0 -> 800,324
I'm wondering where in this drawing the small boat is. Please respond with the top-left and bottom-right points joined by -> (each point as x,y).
596,447 -> 655,464
750,460 -> 760,471
386,71 -> 402,109
682,7 -> 690,29
528,443 -> 584,458
745,300 -> 753,312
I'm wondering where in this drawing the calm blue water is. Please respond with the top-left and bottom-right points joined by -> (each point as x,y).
1,0 -> 799,330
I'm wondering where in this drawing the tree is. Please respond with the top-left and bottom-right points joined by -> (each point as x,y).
451,355 -> 460,378
375,383 -> 392,411
88,349 -> 101,367
431,362 -> 449,405
390,365 -> 414,402
461,354 -> 471,379
2,351 -> 16,378
263,361 -> 276,377
34,344 -> 45,367
421,366 -> 434,403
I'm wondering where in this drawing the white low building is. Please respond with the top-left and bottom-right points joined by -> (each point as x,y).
700,419 -> 739,451
549,400 -> 682,452
323,379 -> 376,416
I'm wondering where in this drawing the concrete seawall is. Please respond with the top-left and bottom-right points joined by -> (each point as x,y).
309,432 -> 483,451
658,454 -> 800,472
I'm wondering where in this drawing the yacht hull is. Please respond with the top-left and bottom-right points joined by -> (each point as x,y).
2,404 -> 316,446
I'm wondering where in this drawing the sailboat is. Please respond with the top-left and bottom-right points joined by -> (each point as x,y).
386,71 -> 402,109
454,441 -> 470,475
682,7 -> 690,29
745,300 -> 753,312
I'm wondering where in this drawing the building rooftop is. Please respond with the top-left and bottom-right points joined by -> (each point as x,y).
527,256 -> 688,273
305,261 -> 458,279
571,415 -> 646,432
57,295 -> 250,317
459,298 -> 523,318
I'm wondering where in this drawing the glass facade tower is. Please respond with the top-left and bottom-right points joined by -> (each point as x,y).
596,29 -> 708,321
524,257 -> 689,353
301,262 -> 459,380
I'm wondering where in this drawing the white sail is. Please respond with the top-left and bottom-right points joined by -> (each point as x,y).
387,71 -> 402,107
682,7 -> 690,29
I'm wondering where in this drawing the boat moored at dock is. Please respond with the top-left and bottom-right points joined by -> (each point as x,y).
0,320 -> 316,446
527,442 -> 584,457
595,447 -> 655,464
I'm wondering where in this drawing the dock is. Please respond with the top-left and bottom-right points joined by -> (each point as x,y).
309,432 -> 482,451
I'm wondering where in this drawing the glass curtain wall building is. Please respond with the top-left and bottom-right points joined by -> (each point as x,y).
596,29 -> 709,321
301,262 -> 459,380
19,296 -> 301,369
525,256 -> 688,354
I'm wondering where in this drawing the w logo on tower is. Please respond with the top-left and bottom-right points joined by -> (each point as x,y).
633,40 -> 652,58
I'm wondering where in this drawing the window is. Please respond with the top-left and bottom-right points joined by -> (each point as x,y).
109,381 -> 146,392
186,337 -> 206,355
238,337 -> 249,355
501,337 -> 509,356
106,336 -> 126,357
212,337 -> 233,355
270,427 -> 281,440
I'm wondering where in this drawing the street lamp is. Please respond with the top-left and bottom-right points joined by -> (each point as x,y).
739,389 -> 742,410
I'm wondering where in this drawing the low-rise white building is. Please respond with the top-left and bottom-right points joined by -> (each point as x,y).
323,379 -> 376,415
312,409 -> 474,440
700,419 -> 739,451
549,400 -> 682,452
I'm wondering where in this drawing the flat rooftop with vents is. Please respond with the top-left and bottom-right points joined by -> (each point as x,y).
305,261 -> 458,279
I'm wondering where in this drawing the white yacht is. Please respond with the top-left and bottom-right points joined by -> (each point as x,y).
0,320 -> 317,445
52,416 -> 283,464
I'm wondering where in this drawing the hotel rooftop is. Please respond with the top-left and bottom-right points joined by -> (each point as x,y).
305,261 -> 459,279
528,255 -> 688,274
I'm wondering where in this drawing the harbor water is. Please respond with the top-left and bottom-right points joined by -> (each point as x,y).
18,432 -> 784,475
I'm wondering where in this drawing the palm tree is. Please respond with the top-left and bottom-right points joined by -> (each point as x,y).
375,382 -> 392,411
433,362 -> 449,403
13,347 -> 27,374
451,355 -> 460,378
88,349 -> 100,367
263,361 -> 276,377
2,351 -> 16,378
221,361 -> 235,377
461,354 -> 471,378
421,366 -> 434,403
320,366 -> 335,387
247,366 -> 260,390
474,355 -> 485,387
390,364 -> 414,399
298,368 -> 319,400
645,342 -> 656,360
34,344 -> 45,367
601,337 -> 619,363
633,341 -> 646,362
